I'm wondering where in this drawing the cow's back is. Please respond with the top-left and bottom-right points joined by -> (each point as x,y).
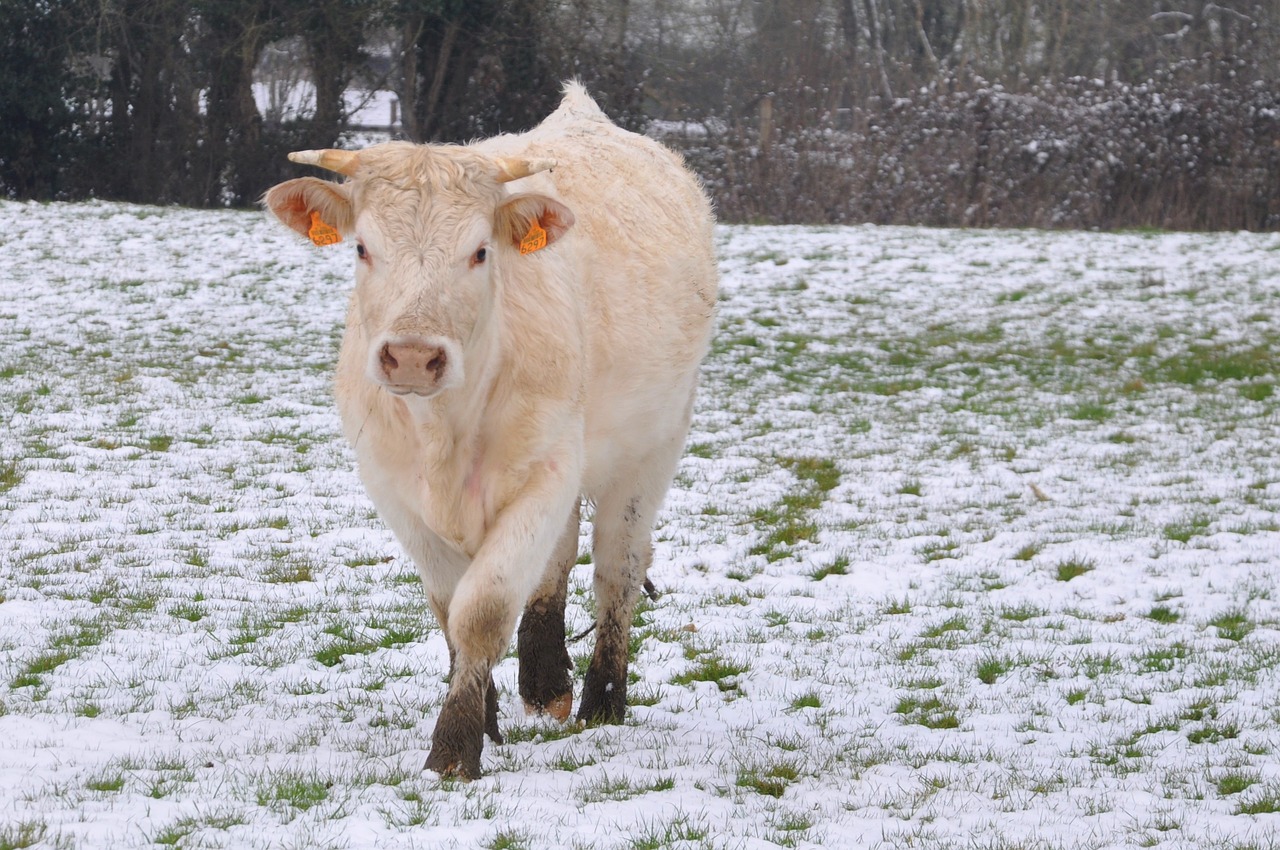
476,84 -> 718,495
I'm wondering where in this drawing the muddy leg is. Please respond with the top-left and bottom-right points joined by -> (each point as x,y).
425,660 -> 489,779
578,494 -> 655,725
517,501 -> 579,720
424,464 -> 581,777
425,592 -> 519,778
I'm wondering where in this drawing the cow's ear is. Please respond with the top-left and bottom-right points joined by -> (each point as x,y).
495,193 -> 575,254
263,177 -> 353,244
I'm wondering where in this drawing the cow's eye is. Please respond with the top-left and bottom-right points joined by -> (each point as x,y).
471,247 -> 487,267
357,243 -> 368,260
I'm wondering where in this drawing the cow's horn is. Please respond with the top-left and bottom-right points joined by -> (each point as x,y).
288,149 -> 361,176
494,157 -> 556,182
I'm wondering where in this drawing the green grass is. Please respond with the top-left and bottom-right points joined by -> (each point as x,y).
576,774 -> 675,804
976,654 -> 1013,685
1164,514 -> 1214,543
1010,541 -> 1042,561
671,654 -> 749,692
0,459 -> 21,494
920,615 -> 967,639
1217,771 -> 1260,796
11,650 -> 75,690
487,829 -> 532,850
1210,609 -> 1255,642
257,772 -> 330,811
1068,399 -> 1112,422
810,552 -> 849,580
0,822 -> 47,850
86,773 -> 126,793
1054,556 -> 1096,582
894,694 -> 961,729
748,455 -> 841,562
789,692 -> 821,711
1234,786 -> 1280,815
737,760 -> 800,798
623,812 -> 710,850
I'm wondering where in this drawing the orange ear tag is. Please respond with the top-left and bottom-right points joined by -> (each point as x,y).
519,221 -> 548,255
307,211 -> 342,246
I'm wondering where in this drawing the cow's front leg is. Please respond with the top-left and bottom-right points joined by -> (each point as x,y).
424,656 -> 490,778
436,623 -> 506,748
578,491 -> 657,725
424,463 -> 579,779
518,500 -> 579,720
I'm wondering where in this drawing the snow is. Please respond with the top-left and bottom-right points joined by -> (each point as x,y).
254,82 -> 400,129
1,201 -> 1279,849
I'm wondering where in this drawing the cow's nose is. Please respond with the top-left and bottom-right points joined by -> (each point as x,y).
377,338 -> 450,394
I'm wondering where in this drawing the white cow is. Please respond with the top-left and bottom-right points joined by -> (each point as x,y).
264,82 -> 717,778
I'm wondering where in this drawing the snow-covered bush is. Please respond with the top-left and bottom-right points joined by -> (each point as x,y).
676,75 -> 1280,231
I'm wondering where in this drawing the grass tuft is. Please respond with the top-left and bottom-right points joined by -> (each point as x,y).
1054,556 -> 1096,582
0,822 -> 47,850
672,654 -> 749,693
0,459 -> 22,494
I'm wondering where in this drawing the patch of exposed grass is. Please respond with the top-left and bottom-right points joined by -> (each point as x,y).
0,821 -> 48,850
737,760 -> 800,798
576,774 -> 675,804
487,829 -> 532,850
809,552 -> 848,581
86,772 -> 126,793
1054,556 -> 1096,582
1164,514 -> 1214,543
1234,786 -> 1280,815
1068,399 -> 1112,422
1010,540 -> 1042,561
1210,609 -> 1255,642
976,654 -> 1013,685
671,653 -> 749,693
748,455 -> 841,562
0,459 -> 22,494
894,693 -> 961,729
256,772 -> 331,812
1217,771 -> 1260,797
920,615 -> 967,639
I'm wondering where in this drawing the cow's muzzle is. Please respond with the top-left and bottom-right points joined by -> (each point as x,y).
369,335 -> 461,397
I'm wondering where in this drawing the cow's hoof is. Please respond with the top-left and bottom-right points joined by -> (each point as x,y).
425,741 -> 482,780
517,616 -> 573,723
523,692 -> 573,722
577,675 -> 626,726
427,692 -> 486,779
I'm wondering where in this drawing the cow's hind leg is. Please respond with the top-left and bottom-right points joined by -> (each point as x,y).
577,489 -> 660,725
518,500 -> 579,720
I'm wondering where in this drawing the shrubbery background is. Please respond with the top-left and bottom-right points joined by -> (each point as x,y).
2,0 -> 1277,230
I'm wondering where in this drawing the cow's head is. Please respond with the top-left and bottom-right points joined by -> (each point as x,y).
264,143 -> 574,398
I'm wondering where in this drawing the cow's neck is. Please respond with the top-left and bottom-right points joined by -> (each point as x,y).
404,285 -> 507,470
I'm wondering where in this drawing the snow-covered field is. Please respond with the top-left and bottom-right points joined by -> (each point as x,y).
2,201 -> 1279,850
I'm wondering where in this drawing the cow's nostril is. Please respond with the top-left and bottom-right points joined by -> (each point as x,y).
426,351 -> 446,376
379,344 -> 400,375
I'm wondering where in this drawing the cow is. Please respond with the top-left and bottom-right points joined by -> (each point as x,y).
264,82 -> 717,779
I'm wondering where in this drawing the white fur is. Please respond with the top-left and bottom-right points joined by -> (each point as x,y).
268,83 -> 717,704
